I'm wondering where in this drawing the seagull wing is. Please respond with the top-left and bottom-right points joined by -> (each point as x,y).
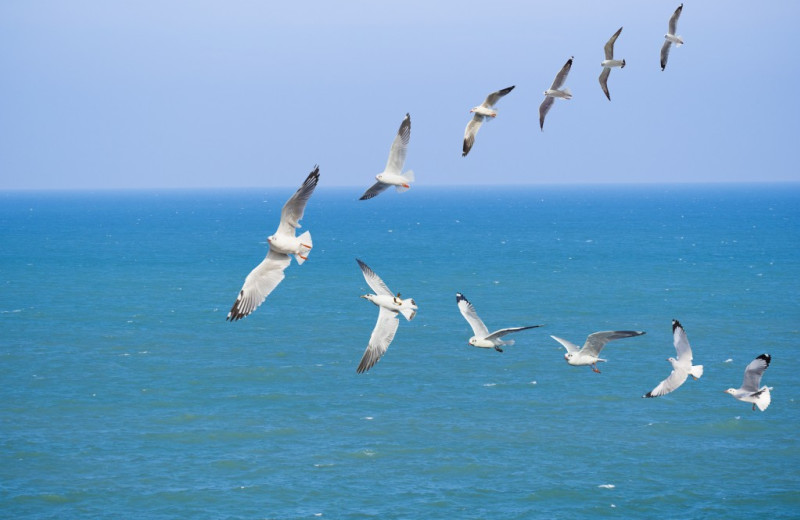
359,181 -> 390,200
668,4 -> 683,35
582,330 -> 645,357
357,307 -> 400,373
276,166 -> 320,237
227,250 -> 291,321
660,40 -> 672,71
539,97 -> 555,131
672,319 -> 693,363
356,258 -> 393,297
549,57 -> 573,90
462,115 -> 484,157
644,366 -> 689,398
550,335 -> 581,354
598,67 -> 611,101
741,354 -> 770,392
482,85 -> 515,108
384,113 -> 411,175
604,27 -> 622,60
486,325 -> 542,341
456,293 -> 490,338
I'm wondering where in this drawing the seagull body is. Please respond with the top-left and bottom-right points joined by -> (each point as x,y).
551,330 -> 645,373
599,27 -> 625,101
356,259 -> 417,373
539,57 -> 573,130
456,293 -> 541,352
462,85 -> 515,157
726,354 -> 772,411
643,319 -> 703,398
227,166 -> 319,321
360,113 -> 414,200
661,3 -> 684,71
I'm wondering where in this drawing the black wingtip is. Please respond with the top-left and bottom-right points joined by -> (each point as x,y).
456,292 -> 468,304
756,353 -> 771,366
672,319 -> 683,332
643,392 -> 655,398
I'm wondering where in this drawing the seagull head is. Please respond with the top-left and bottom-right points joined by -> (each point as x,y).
564,352 -> 574,363
468,337 -> 477,346
267,235 -> 273,243
376,173 -> 384,182
724,388 -> 736,395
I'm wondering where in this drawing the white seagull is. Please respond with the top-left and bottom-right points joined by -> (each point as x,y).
227,166 -> 319,321
661,3 -> 684,71
539,57 -> 573,130
599,27 -> 625,101
551,330 -> 645,373
456,293 -> 541,352
643,319 -> 704,398
356,259 -> 417,373
462,85 -> 515,157
725,354 -> 772,411
360,113 -> 415,200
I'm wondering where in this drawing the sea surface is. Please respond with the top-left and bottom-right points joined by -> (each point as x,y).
1,184 -> 799,519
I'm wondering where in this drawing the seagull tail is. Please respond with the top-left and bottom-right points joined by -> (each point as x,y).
562,87 -> 573,99
690,364 -> 704,380
294,231 -> 312,265
402,170 -> 415,182
621,59 -> 626,69
755,387 -> 772,411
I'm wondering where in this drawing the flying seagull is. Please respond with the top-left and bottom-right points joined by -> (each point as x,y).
227,166 -> 320,321
462,85 -> 515,157
725,354 -> 772,411
360,113 -> 415,200
539,57 -> 573,130
356,259 -> 417,373
643,319 -> 704,398
661,3 -> 684,71
599,27 -> 625,101
551,330 -> 645,373
456,293 -> 541,352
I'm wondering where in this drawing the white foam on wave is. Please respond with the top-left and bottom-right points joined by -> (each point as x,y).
598,484 -> 615,489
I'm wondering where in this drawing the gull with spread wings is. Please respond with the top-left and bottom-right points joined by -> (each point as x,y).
661,3 -> 684,71
360,113 -> 415,200
539,57 -> 573,130
462,86 -> 515,157
643,320 -> 703,398
551,330 -> 645,373
456,293 -> 541,352
725,354 -> 772,411
599,27 -> 626,101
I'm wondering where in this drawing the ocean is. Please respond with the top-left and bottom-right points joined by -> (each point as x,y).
1,184 -> 798,519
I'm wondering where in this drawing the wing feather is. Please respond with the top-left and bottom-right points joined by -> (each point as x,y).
741,354 -> 770,392
539,97 -> 555,130
456,293 -> 490,338
644,367 -> 689,398
582,330 -> 645,357
384,113 -> 411,174
485,325 -> 542,341
668,4 -> 683,35
462,115 -> 483,157
357,307 -> 400,373
227,250 -> 291,321
598,67 -> 611,101
549,57 -> 573,90
277,166 -> 320,236
482,85 -> 515,108
672,319 -> 693,362
604,27 -> 622,60
660,40 -> 672,71
550,335 -> 580,354
356,259 -> 393,297
359,181 -> 390,200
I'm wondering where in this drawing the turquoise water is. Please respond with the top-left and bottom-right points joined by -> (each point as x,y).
1,185 -> 799,519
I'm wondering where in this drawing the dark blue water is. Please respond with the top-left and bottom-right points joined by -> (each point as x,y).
1,185 -> 798,519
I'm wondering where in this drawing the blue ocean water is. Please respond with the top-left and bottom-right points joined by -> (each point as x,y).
1,184 -> 798,519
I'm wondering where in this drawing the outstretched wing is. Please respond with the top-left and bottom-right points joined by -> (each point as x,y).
357,307 -> 400,373
359,181 -> 390,200
582,330 -> 645,357
741,353 -> 771,392
486,325 -> 542,341
462,114 -> 484,157
482,85 -> 515,108
643,366 -> 689,398
227,250 -> 291,321
672,319 -> 693,362
599,67 -> 611,101
660,40 -> 672,71
539,97 -> 555,131
384,113 -> 411,175
550,335 -> 581,354
668,4 -> 683,35
604,27 -> 622,60
277,166 -> 320,236
356,258 -> 393,297
456,293 -> 490,338
549,57 -> 573,90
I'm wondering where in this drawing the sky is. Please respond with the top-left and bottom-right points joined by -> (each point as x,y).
1,0 -> 799,190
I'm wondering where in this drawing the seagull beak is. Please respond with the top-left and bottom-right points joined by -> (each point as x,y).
360,295 -> 368,299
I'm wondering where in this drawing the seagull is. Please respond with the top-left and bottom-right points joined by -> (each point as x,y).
462,85 -> 515,157
456,293 -> 541,352
539,57 -> 573,130
356,259 -> 417,373
643,319 -> 704,398
227,166 -> 319,321
661,3 -> 684,71
725,354 -> 772,411
599,27 -> 625,101
360,113 -> 414,200
551,330 -> 645,373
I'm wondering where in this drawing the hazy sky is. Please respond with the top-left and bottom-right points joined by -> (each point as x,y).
1,0 -> 798,190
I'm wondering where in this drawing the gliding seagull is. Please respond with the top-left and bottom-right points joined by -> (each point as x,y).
360,113 -> 415,200
661,3 -> 684,71
456,293 -> 541,352
551,330 -> 645,373
462,86 -> 515,157
599,27 -> 625,101
540,57 -> 573,130
643,319 -> 703,398
725,354 -> 772,411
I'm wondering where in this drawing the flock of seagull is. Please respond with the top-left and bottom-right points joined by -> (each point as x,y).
224,3 -> 773,412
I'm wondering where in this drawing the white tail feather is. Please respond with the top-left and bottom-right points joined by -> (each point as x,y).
690,364 -> 704,379
294,230 -> 312,265
402,170 -> 415,182
562,87 -> 572,99
395,184 -> 410,193
400,307 -> 416,321
755,387 -> 772,411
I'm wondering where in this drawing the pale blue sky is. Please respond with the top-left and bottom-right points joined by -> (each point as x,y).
1,0 -> 798,189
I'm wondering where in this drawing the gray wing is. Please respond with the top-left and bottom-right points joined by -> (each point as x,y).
357,307 -> 400,373
660,40 -> 672,71
549,57 -> 573,90
359,181 -> 390,200
668,4 -> 683,35
551,335 -> 581,354
604,27 -> 623,60
227,249 -> 291,321
486,325 -> 542,341
462,115 -> 484,157
384,113 -> 411,175
276,166 -> 320,236
356,258 -> 393,297
456,293 -> 490,338
482,85 -> 515,108
643,367 -> 689,398
672,319 -> 693,362
582,330 -> 646,357
599,67 -> 611,101
741,354 -> 771,392
539,97 -> 554,131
